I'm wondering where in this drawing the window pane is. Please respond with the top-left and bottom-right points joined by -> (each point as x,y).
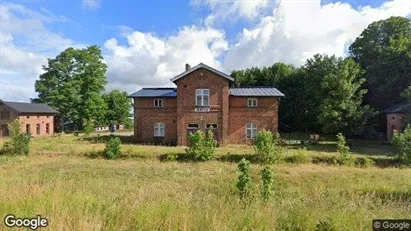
247,129 -> 251,138
203,97 -> 209,106
196,96 -> 202,106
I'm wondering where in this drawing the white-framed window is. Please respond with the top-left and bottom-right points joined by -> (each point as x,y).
246,123 -> 257,139
154,122 -> 165,137
247,98 -> 257,107
154,99 -> 163,108
196,89 -> 209,106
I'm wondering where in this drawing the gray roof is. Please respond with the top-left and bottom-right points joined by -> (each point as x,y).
383,101 -> 411,114
1,101 -> 58,114
170,63 -> 234,83
230,88 -> 285,97
128,88 -> 177,98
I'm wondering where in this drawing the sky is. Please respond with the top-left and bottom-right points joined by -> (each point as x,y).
0,0 -> 410,102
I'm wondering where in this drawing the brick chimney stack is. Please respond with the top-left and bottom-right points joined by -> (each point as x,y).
185,63 -> 191,71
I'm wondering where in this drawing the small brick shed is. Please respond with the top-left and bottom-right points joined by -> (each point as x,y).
383,101 -> 411,143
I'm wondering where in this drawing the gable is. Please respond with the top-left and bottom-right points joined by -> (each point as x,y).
170,63 -> 234,83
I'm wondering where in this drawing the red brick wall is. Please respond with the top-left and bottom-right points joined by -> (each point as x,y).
228,96 -> 279,144
175,68 -> 230,146
132,68 -> 281,146
386,113 -> 408,143
0,104 -> 18,137
18,114 -> 55,137
134,98 -> 177,144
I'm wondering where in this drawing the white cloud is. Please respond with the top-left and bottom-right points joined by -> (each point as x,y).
104,26 -> 229,93
192,0 -> 270,25
82,0 -> 101,10
223,0 -> 411,71
0,2 -> 77,101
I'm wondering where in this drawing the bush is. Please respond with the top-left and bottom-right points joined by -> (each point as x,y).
254,129 -> 282,163
104,136 -> 121,159
260,166 -> 274,202
392,125 -> 411,165
288,148 -> 311,164
166,152 -> 178,161
2,120 -> 31,155
83,121 -> 94,136
356,157 -> 374,167
186,130 -> 217,161
336,133 -> 354,166
237,158 -> 251,199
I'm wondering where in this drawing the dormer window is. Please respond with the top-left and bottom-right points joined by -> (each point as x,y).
154,99 -> 163,108
196,89 -> 209,106
247,98 -> 257,107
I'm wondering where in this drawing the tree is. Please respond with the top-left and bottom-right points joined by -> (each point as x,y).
349,16 -> 411,111
318,58 -> 375,135
392,125 -> 411,165
35,46 -> 108,130
401,86 -> 411,101
102,90 -> 131,126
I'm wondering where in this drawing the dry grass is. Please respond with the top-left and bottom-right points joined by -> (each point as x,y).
0,133 -> 410,230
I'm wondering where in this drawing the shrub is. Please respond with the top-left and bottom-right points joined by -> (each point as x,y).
392,125 -> 411,165
83,121 -> 94,136
336,133 -> 354,166
288,148 -> 311,164
356,156 -> 375,167
185,130 -> 217,161
260,166 -> 274,202
104,136 -> 121,159
2,120 -> 31,155
166,152 -> 178,161
237,158 -> 251,199
254,129 -> 282,163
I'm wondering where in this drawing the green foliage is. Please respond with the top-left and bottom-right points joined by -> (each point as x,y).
260,166 -> 274,202
3,120 -> 30,155
254,129 -> 282,163
236,158 -> 251,199
35,45 -> 108,131
401,86 -> 411,101
356,157 -> 375,168
288,148 -> 311,164
103,90 -> 131,126
349,16 -> 411,111
392,125 -> 411,165
318,57 -> 376,135
336,133 -> 355,166
83,121 -> 94,136
104,136 -> 121,159
166,153 -> 178,161
123,117 -> 133,129
185,130 -> 217,161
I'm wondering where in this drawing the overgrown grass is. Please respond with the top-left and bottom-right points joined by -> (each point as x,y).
0,132 -> 409,230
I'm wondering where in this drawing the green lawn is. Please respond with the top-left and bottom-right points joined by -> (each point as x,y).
0,133 -> 409,230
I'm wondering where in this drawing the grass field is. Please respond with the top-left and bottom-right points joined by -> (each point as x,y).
0,132 -> 410,230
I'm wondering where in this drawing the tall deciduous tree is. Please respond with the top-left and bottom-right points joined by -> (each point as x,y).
102,90 -> 131,125
35,46 -> 107,130
349,16 -> 411,110
318,58 -> 375,135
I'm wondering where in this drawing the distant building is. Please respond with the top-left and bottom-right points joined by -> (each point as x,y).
129,63 -> 284,146
383,101 -> 411,142
0,100 -> 58,137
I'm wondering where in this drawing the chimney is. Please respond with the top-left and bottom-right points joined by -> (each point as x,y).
185,63 -> 191,71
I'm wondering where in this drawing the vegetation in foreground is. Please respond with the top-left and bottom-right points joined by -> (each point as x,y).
0,133 -> 410,230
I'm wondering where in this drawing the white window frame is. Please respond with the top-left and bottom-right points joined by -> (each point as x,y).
154,122 -> 165,137
246,123 -> 257,139
247,98 -> 257,107
154,99 -> 163,108
196,89 -> 209,106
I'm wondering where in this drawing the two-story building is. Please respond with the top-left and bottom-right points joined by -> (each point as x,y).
0,100 -> 58,137
129,63 -> 284,146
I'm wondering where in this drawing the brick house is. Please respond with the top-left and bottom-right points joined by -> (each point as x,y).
383,101 -> 411,143
129,63 -> 284,146
0,101 -> 58,138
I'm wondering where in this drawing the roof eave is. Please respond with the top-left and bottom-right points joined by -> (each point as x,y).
170,63 -> 234,83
